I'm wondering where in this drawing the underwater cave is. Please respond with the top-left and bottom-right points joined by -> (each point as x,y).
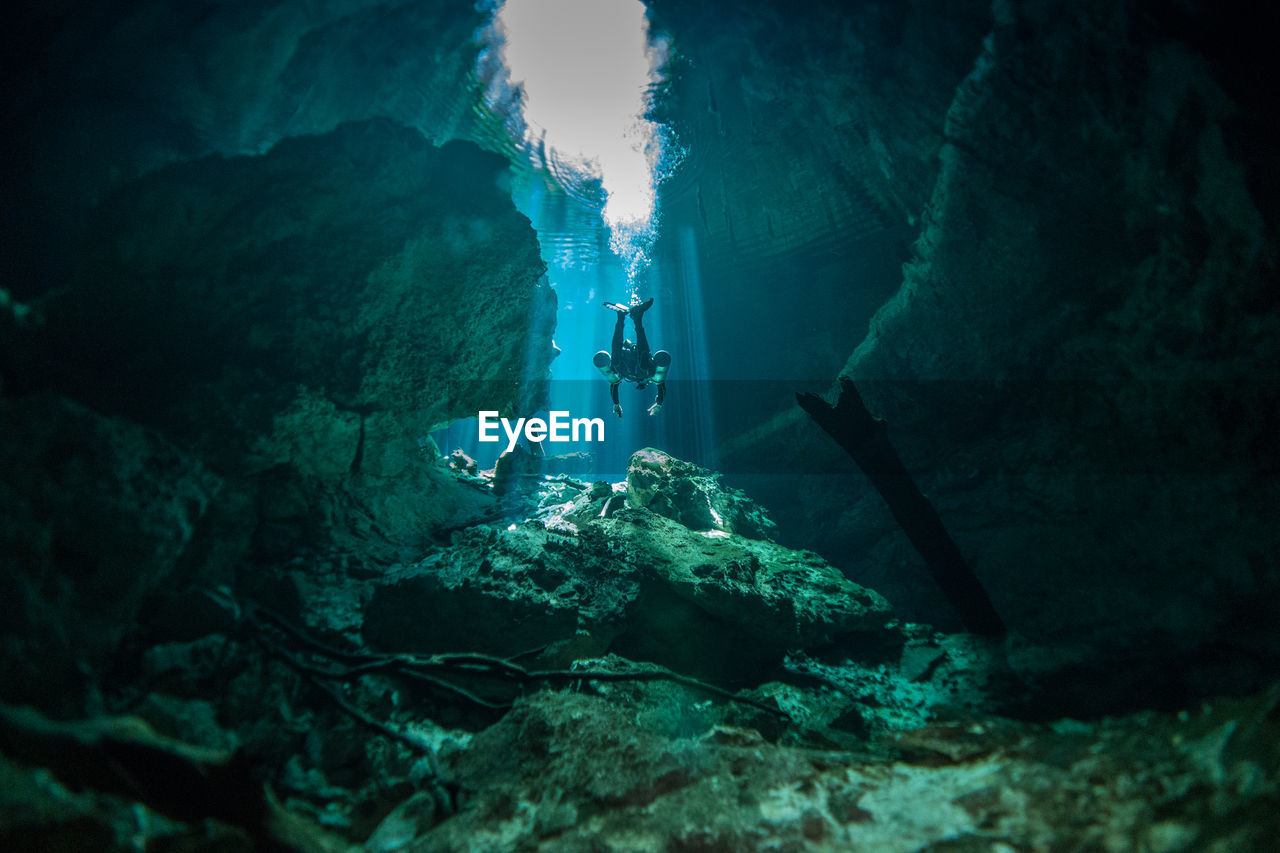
2,0 -> 1279,848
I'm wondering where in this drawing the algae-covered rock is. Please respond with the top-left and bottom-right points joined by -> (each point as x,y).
447,450 -> 479,476
363,520 -> 630,658
626,447 -> 778,541
603,508 -> 889,649
415,681 -> 1280,852
364,465 -> 890,680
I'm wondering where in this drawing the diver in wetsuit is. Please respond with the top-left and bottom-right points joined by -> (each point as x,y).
593,298 -> 671,416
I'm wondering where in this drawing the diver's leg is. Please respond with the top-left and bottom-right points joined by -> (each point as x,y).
611,312 -> 626,363
632,314 -> 651,366
629,298 -> 654,363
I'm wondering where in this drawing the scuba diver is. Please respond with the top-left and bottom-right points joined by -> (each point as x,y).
593,298 -> 671,416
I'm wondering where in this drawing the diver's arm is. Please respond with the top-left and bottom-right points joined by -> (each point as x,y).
611,382 -> 622,416
648,382 -> 665,416
648,351 -> 670,415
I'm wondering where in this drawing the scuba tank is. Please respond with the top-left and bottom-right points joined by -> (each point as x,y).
593,350 -> 621,383
652,350 -> 671,384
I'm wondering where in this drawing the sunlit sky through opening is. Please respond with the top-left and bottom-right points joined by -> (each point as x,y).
485,0 -> 675,286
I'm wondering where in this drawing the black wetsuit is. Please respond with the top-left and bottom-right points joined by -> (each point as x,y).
610,309 -> 666,408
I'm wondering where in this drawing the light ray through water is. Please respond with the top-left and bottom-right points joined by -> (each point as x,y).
447,0 -> 712,479
479,0 -> 676,288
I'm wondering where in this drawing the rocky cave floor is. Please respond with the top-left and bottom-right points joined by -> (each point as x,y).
2,448 -> 1277,852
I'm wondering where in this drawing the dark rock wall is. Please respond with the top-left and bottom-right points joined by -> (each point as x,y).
3,0 -> 488,293
16,121 -> 551,444
0,395 -> 220,711
650,0 -> 989,248
821,0 -> 1279,682
647,0 -> 989,384
2,6 -> 556,710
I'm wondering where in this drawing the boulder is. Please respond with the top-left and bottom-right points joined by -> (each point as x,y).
364,466 -> 890,680
447,450 -> 479,477
626,448 -> 778,541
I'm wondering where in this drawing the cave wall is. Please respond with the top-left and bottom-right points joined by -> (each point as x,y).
3,0 -> 488,297
1,6 -> 557,708
648,0 -> 990,384
818,0 -> 1279,676
14,121 -> 552,442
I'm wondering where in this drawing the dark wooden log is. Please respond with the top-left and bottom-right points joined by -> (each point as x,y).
797,377 -> 1005,636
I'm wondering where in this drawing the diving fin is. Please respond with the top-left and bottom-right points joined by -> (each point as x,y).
603,302 -> 631,314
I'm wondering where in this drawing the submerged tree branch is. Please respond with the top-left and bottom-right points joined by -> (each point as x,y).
214,593 -> 793,735
797,377 -> 1005,636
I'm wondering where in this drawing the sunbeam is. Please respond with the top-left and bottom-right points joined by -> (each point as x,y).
481,0 -> 675,287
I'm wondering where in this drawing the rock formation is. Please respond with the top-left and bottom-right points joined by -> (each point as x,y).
819,0 -> 1280,709
366,452 -> 889,682
0,117 -> 556,719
